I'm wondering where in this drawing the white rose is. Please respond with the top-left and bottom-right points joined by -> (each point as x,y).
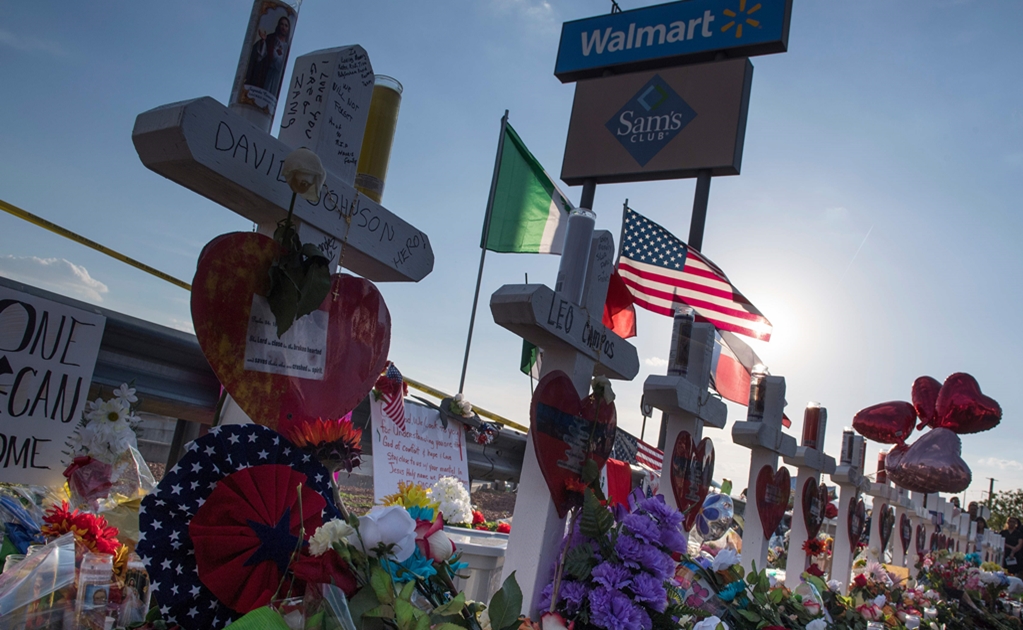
807,619 -> 828,630
873,595 -> 887,608
905,615 -> 921,629
309,519 -> 355,556
827,580 -> 844,593
282,148 -> 326,203
693,616 -> 727,630
349,505 -> 416,561
711,548 -> 741,572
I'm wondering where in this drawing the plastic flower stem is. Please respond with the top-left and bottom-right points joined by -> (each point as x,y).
281,191 -> 297,242
271,483 -> 307,604
548,508 -> 581,613
329,469 -> 352,523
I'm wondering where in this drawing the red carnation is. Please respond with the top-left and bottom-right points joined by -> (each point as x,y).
853,574 -> 868,588
472,510 -> 485,525
496,522 -> 511,534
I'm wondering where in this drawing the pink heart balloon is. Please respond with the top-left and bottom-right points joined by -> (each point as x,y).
912,376 -> 942,429
933,372 -> 1001,434
886,428 -> 972,494
852,401 -> 916,444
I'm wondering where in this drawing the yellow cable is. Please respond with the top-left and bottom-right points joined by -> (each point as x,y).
0,198 -> 192,291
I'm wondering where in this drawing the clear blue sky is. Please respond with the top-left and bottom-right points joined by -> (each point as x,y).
1,1 -> 1021,504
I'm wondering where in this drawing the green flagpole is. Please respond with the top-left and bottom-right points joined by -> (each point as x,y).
458,110 -> 509,394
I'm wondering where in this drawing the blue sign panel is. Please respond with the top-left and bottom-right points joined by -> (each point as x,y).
555,0 -> 791,82
604,75 -> 697,167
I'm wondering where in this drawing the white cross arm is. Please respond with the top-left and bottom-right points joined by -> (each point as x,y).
643,375 -> 727,428
132,97 -> 434,283
490,284 -> 639,381
783,447 -> 836,474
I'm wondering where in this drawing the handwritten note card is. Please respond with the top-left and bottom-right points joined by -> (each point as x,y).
0,286 -> 106,485
243,295 -> 327,380
371,398 -> 469,501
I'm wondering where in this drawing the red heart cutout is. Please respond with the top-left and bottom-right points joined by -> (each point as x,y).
530,370 -> 617,518
755,465 -> 790,539
878,503 -> 895,552
899,513 -> 913,554
801,477 -> 828,539
670,432 -> 715,532
852,401 -> 917,444
848,496 -> 866,553
912,376 -> 942,430
886,428 -> 972,494
915,524 -> 926,554
934,372 -> 1001,434
191,232 -> 390,431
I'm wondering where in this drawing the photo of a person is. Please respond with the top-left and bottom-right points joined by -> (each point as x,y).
244,13 -> 291,95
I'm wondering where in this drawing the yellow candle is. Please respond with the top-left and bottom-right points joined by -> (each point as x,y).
355,75 -> 403,203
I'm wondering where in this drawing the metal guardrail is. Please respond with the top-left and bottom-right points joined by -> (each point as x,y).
0,276 -> 526,481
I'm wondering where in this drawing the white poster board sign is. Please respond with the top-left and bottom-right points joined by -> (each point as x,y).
0,287 -> 106,485
371,398 -> 469,501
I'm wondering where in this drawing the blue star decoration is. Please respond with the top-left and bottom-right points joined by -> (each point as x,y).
243,507 -> 300,574
136,424 -> 339,630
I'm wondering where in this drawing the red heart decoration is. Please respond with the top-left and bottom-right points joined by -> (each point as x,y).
530,370 -> 617,518
933,372 -> 1002,434
755,465 -> 790,539
886,428 -> 972,494
852,401 -> 917,444
915,524 -> 926,554
878,503 -> 895,552
670,432 -> 715,532
191,232 -> 391,431
825,502 -> 839,520
912,376 -> 942,430
900,513 -> 913,554
801,478 -> 828,539
848,496 -> 866,553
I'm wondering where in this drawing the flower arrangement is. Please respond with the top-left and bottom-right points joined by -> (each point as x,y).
68,383 -> 141,465
468,420 -> 502,446
429,476 -> 474,526
41,501 -> 121,556
281,412 -> 363,473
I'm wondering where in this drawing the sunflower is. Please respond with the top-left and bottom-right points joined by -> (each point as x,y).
802,537 -> 827,557
281,417 -> 363,473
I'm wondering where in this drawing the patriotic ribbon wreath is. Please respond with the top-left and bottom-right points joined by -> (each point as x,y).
136,424 -> 340,629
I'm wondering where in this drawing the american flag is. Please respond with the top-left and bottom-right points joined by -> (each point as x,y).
381,363 -> 407,431
611,430 -> 664,473
618,207 -> 772,342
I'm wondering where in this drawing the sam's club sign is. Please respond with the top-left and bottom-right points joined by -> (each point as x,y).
555,0 -> 791,82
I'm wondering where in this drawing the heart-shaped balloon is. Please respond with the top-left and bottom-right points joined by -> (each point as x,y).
912,376 -> 942,429
801,478 -> 828,539
755,465 -> 790,538
191,232 -> 391,431
900,513 -> 913,554
530,370 -> 617,518
885,428 -> 972,493
878,503 -> 895,552
852,401 -> 917,444
884,441 -> 908,472
848,496 -> 866,553
670,432 -> 715,532
825,502 -> 839,520
915,524 -> 926,554
933,372 -> 1002,434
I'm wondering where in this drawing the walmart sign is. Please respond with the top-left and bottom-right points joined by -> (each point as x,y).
554,0 -> 791,82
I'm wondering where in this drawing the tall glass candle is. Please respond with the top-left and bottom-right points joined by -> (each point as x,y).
840,429 -> 855,465
877,450 -> 888,484
667,307 -> 695,376
746,365 -> 769,421
355,75 -> 404,203
554,208 -> 596,304
802,402 -> 824,449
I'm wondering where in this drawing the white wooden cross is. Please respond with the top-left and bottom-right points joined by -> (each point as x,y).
132,88 -> 433,283
490,228 -> 639,616
732,374 -> 797,573
782,403 -> 836,588
830,433 -> 868,589
890,485 -> 914,567
643,318 -> 726,512
865,465 -> 895,564
909,491 -> 932,562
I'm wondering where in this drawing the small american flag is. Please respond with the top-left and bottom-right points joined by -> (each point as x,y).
618,207 -> 772,342
636,439 -> 664,472
611,430 -> 664,473
381,363 -> 407,431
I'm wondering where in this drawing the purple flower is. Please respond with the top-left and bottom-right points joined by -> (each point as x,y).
589,587 -> 650,630
623,513 -> 660,544
659,527 -> 687,554
560,580 -> 588,612
592,562 -> 633,591
538,582 -> 554,610
630,572 -> 668,613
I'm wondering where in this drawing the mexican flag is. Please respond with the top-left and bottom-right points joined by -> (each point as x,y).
484,123 -> 573,254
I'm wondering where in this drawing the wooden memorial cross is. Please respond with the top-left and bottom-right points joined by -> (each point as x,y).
909,492 -> 931,562
131,47 -> 434,284
865,455 -> 895,564
830,432 -> 869,589
490,227 -> 639,616
782,403 -> 836,588
643,314 -> 726,512
732,373 -> 797,573
890,485 -> 914,567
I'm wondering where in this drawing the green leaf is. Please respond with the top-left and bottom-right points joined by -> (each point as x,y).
768,588 -> 784,604
363,605 -> 395,619
564,543 -> 597,581
414,615 -> 432,630
581,458 -> 600,485
395,599 -> 418,630
267,267 -> 300,337
432,593 -> 466,617
579,489 -> 614,539
488,572 -> 523,630
736,609 -> 761,623
348,586 -> 381,630
301,242 -> 329,261
370,567 -> 395,605
295,259 -> 331,318
398,580 -> 417,602
434,624 -> 468,630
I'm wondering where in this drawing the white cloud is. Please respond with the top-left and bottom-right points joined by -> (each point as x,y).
644,356 -> 668,368
490,0 -> 558,32
0,256 -> 109,302
0,29 -> 64,56
977,456 -> 1023,471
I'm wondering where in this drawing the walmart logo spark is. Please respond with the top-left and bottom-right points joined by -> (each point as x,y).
721,0 -> 762,39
